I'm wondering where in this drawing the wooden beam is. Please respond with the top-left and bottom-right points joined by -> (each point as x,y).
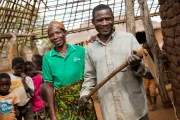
125,0 -> 136,36
34,12 -> 160,39
0,7 -> 34,15
0,33 -> 12,39
138,0 -> 172,108
0,33 -> 36,39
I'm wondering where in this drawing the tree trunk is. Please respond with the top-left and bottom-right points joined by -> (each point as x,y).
125,0 -> 136,36
138,0 -> 172,108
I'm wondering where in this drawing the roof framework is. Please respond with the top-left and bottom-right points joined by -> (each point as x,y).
0,0 -> 159,40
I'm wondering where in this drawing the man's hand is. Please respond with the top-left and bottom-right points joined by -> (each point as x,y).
126,54 -> 141,67
78,95 -> 89,106
87,35 -> 97,43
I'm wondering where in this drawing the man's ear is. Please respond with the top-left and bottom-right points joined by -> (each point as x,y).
92,19 -> 95,26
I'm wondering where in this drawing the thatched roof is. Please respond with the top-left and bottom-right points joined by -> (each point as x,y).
0,0 -> 159,39
0,0 -> 160,51
67,19 -> 161,44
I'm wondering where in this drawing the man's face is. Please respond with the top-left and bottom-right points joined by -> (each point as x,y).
25,64 -> 35,77
0,78 -> 11,96
92,9 -> 114,36
12,63 -> 25,76
48,26 -> 66,48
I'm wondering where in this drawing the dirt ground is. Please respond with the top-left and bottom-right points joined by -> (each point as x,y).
148,91 -> 176,120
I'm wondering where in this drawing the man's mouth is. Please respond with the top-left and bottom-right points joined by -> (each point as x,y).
101,27 -> 110,31
54,40 -> 61,45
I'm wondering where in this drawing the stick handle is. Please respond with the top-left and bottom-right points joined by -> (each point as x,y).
86,49 -> 143,100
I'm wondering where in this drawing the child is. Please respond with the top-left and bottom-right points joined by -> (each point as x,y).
25,61 -> 45,120
0,73 -> 19,120
32,54 -> 49,117
9,57 -> 34,120
32,54 -> 43,72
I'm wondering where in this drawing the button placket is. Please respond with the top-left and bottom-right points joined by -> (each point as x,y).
106,43 -> 121,119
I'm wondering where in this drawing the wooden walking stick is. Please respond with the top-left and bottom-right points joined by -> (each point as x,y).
86,49 -> 143,101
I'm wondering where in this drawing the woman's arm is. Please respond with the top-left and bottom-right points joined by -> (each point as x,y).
46,82 -> 57,120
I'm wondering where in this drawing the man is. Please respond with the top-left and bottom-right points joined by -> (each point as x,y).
143,42 -> 157,111
79,4 -> 148,120
42,21 -> 96,120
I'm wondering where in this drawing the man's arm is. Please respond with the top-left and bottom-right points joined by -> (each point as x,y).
46,82 -> 57,120
127,34 -> 146,76
79,48 -> 96,106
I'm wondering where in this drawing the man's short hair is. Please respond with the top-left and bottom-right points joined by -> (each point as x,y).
92,4 -> 114,20
12,57 -> 25,67
0,73 -> 10,80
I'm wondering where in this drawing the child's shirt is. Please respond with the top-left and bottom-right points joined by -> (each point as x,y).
31,75 -> 45,112
0,92 -> 19,120
9,74 -> 34,106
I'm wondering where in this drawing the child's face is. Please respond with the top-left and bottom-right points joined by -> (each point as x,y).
0,78 -> 11,96
12,63 -> 25,76
25,64 -> 35,77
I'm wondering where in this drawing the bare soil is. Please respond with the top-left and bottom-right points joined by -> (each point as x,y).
148,91 -> 176,120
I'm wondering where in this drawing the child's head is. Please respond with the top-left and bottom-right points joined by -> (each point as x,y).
25,61 -> 35,77
32,54 -> 42,71
12,57 -> 25,76
0,73 -> 11,96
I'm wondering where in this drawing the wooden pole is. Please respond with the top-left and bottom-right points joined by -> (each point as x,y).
125,0 -> 136,36
138,0 -> 172,108
6,33 -> 18,65
0,33 -> 36,38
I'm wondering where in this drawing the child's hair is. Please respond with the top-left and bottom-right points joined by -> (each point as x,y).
32,54 -> 42,70
12,57 -> 25,67
0,73 -> 10,80
25,61 -> 33,66
32,54 -> 42,61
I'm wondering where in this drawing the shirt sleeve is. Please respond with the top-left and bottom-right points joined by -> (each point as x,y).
131,33 -> 141,51
33,76 -> 42,91
13,93 -> 20,105
130,34 -> 146,76
42,55 -> 53,82
25,76 -> 35,91
80,48 -> 96,97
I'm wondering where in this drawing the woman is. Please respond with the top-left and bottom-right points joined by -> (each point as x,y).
42,21 -> 96,120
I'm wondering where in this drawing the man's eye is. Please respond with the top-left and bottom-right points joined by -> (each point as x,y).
49,34 -> 53,37
96,19 -> 103,22
106,18 -> 112,21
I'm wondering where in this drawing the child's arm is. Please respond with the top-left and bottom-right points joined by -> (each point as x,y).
14,104 -> 19,116
21,73 -> 34,97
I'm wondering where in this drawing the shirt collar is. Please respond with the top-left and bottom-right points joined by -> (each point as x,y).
96,30 -> 116,45
50,44 -> 76,57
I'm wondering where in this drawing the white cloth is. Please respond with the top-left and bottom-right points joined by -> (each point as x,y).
80,32 -> 148,120
10,74 -> 34,106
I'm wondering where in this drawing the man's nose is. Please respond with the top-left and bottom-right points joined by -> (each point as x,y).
102,20 -> 108,25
